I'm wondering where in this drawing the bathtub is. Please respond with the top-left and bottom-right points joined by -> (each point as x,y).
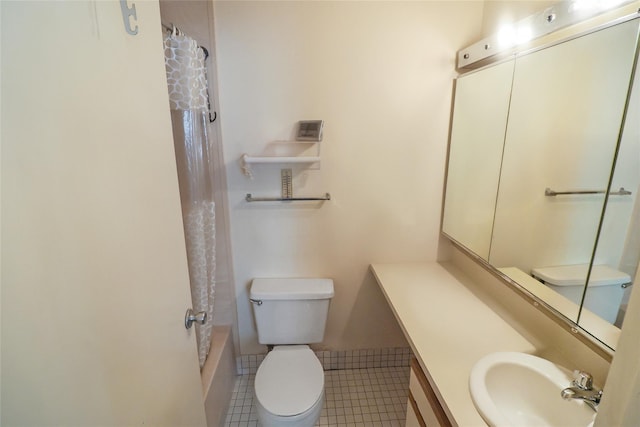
201,325 -> 236,427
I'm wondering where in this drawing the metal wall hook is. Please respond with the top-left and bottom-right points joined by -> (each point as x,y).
119,0 -> 139,35
199,46 -> 210,60
184,308 -> 207,329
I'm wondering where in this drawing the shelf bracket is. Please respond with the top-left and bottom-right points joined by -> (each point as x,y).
281,169 -> 293,199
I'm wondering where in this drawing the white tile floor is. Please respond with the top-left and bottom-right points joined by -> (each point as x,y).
224,366 -> 410,427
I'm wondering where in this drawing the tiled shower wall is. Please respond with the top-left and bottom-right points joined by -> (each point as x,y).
236,347 -> 412,375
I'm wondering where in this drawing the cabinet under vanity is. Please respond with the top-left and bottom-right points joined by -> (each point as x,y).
407,357 -> 451,427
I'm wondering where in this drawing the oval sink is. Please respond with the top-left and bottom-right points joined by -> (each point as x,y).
469,352 -> 596,427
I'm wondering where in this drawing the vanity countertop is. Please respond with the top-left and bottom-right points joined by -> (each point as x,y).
371,262 -> 537,426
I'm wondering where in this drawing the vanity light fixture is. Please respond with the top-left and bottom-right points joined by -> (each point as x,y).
497,25 -> 534,48
457,0 -> 636,68
497,26 -> 517,48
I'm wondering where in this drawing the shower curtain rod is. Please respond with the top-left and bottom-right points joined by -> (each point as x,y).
161,22 -> 209,59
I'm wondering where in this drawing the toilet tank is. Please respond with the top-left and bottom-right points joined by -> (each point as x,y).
531,264 -> 630,323
250,278 -> 334,345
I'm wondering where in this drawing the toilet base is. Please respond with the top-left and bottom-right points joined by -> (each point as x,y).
256,389 -> 324,427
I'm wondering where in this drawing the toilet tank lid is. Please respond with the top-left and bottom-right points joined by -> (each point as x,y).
531,264 -> 631,287
250,278 -> 334,300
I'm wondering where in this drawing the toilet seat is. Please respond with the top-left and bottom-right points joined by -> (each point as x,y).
254,345 -> 324,417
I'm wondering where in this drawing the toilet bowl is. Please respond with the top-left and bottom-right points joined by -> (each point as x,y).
254,345 -> 324,427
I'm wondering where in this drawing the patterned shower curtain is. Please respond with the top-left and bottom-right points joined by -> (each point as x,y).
164,29 -> 215,368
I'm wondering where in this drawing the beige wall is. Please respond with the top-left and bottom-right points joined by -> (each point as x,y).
213,1 -> 483,355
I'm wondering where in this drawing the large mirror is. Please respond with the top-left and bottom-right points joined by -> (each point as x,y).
443,17 -> 640,350
442,60 -> 514,260
580,64 -> 640,348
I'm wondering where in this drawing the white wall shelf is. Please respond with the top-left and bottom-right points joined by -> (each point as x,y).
242,154 -> 321,164
240,140 -> 322,178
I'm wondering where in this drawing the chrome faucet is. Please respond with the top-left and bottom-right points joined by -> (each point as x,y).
561,370 -> 602,411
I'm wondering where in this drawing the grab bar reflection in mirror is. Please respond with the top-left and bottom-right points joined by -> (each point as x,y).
545,187 -> 632,197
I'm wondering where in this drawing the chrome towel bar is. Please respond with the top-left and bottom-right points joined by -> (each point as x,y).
545,187 -> 632,197
245,193 -> 331,202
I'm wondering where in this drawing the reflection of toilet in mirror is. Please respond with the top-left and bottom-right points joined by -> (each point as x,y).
531,264 -> 631,325
249,278 -> 334,427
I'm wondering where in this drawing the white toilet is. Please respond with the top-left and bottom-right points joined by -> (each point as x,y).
249,278 -> 334,427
